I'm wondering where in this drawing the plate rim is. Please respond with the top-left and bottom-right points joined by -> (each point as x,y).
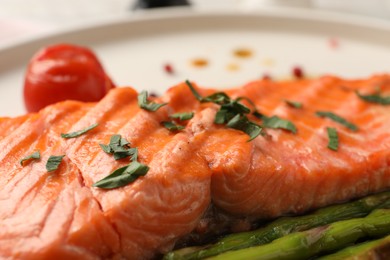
2,6 -> 390,53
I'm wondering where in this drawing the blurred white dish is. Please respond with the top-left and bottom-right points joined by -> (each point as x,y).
1,7 -> 390,117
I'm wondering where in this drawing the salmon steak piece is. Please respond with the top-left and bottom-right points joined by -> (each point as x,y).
1,74 -> 390,259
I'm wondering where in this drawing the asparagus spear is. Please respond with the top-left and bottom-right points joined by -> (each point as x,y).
318,234 -> 390,260
208,209 -> 390,260
165,191 -> 390,260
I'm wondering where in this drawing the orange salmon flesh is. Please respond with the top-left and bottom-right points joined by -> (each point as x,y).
1,75 -> 390,259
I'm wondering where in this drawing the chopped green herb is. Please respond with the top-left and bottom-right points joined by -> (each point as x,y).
185,79 -> 262,141
253,110 -> 264,120
285,100 -> 303,108
99,134 -> 137,160
186,80 -> 203,101
130,147 -> 138,161
99,144 -> 111,153
226,114 -> 263,141
327,127 -> 339,151
109,134 -> 123,152
120,137 -> 130,146
214,101 -> 251,125
162,121 -> 185,131
20,150 -> 40,166
138,90 -> 167,111
61,123 -> 98,139
316,111 -> 358,131
356,91 -> 390,105
203,92 -> 231,104
92,161 -> 149,189
114,148 -> 138,160
214,109 -> 228,124
46,155 -> 65,172
262,115 -> 297,134
170,112 -> 194,121
236,96 -> 257,109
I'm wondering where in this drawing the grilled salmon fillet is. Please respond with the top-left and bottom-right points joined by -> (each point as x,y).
1,75 -> 390,259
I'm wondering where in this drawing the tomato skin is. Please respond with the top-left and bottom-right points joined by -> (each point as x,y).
23,44 -> 115,113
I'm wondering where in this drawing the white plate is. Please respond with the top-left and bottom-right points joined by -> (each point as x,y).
2,7 -> 390,117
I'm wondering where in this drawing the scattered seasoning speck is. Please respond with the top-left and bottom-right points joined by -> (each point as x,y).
262,73 -> 272,81
233,48 -> 253,58
262,58 -> 274,67
328,37 -> 340,50
164,63 -> 174,74
191,58 -> 208,68
292,66 -> 304,79
227,63 -> 239,71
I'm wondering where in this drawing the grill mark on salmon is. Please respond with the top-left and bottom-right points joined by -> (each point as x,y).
1,75 -> 390,259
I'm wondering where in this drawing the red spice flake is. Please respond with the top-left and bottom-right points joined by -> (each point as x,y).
164,63 -> 174,74
262,73 -> 272,81
292,66 -> 304,79
191,58 -> 209,68
328,37 -> 339,49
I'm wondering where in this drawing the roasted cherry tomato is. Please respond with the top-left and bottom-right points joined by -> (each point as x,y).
23,43 -> 115,112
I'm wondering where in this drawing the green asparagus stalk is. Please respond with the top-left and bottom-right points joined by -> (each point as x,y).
318,235 -> 390,260
165,191 -> 390,260
208,208 -> 390,260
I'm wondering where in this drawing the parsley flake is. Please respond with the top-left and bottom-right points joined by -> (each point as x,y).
46,155 -> 65,172
61,123 -> 98,139
285,100 -> 303,108
92,161 -> 149,189
162,121 -> 185,131
185,80 -> 262,141
226,114 -> 263,141
99,134 -> 137,160
316,111 -> 358,131
20,150 -> 40,166
138,90 -> 167,111
170,112 -> 194,121
326,127 -> 339,151
262,115 -> 297,134
356,91 -> 390,105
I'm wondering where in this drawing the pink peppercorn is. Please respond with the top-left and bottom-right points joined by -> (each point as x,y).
262,73 -> 272,81
164,63 -> 174,74
292,66 -> 304,79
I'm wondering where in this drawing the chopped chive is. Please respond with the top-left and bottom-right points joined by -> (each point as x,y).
61,123 -> 98,139
138,90 -> 167,111
316,111 -> 358,131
